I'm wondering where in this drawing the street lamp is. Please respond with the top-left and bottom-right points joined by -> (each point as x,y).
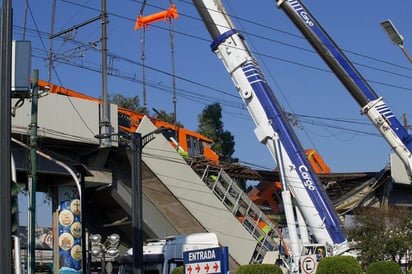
380,19 -> 412,63
72,163 -> 93,274
95,126 -> 169,274
130,127 -> 169,274
89,233 -> 120,273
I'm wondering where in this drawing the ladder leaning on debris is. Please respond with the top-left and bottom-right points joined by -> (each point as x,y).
200,165 -> 289,263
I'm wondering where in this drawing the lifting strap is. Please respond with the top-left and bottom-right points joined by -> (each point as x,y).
135,1 -> 179,118
139,27 -> 147,111
169,16 -> 177,124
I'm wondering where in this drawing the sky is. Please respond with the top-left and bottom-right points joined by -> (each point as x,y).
13,0 -> 412,226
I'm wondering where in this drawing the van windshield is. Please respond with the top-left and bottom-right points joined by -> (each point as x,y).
118,254 -> 164,274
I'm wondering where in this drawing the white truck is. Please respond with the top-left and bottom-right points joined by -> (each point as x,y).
118,233 -> 219,274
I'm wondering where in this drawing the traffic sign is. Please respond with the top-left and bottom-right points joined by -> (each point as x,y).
185,261 -> 220,274
301,255 -> 317,274
183,246 -> 229,274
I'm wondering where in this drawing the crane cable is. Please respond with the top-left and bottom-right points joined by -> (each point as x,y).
169,14 -> 177,124
140,26 -> 147,112
138,0 -> 148,112
135,0 -> 178,116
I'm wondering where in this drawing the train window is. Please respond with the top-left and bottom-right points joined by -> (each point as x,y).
186,136 -> 192,154
193,139 -> 200,154
198,140 -> 205,155
118,112 -> 131,128
186,136 -> 204,157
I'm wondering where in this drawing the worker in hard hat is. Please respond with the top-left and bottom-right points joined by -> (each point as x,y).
316,247 -> 324,261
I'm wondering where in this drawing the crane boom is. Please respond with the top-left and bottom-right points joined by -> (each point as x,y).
192,0 -> 349,258
277,0 -> 412,180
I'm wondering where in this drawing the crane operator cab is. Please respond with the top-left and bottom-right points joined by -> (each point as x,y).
301,244 -> 329,261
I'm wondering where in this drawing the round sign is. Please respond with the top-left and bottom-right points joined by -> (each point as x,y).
70,222 -> 82,238
58,232 -> 74,251
301,256 -> 317,274
59,209 -> 74,227
70,199 -> 81,215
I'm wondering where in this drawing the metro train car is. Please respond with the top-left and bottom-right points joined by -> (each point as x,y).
37,80 -> 219,164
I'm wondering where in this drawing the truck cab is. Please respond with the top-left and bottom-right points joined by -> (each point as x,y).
301,244 -> 329,262
118,233 -> 219,274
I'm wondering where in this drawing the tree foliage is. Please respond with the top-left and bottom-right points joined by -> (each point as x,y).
197,103 -> 236,163
316,256 -> 362,274
171,265 -> 184,274
109,93 -> 148,114
153,109 -> 175,124
236,264 -> 283,274
366,261 -> 402,274
346,206 -> 412,268
153,109 -> 183,127
109,94 -> 184,126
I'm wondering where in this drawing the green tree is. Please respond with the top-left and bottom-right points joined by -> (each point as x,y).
346,206 -> 412,268
153,108 -> 184,127
171,265 -> 183,274
316,256 -> 362,274
236,264 -> 283,274
197,103 -> 236,163
109,93 -> 148,114
366,261 -> 402,274
109,94 -> 185,127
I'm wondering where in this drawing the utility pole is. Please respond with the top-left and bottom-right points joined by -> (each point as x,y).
100,0 -> 111,147
28,70 -> 39,274
130,133 -> 143,274
0,0 -> 13,273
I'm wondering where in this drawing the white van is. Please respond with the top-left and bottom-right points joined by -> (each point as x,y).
118,233 -> 219,274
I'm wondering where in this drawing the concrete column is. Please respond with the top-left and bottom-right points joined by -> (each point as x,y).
56,186 -> 82,273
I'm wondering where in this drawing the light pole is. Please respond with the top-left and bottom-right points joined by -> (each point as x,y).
130,127 -> 168,274
72,164 -> 93,274
1,1 -> 13,272
381,19 -> 412,64
95,126 -> 168,274
89,233 -> 120,273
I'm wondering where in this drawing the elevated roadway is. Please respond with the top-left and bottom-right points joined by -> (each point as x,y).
11,91 -> 412,272
11,93 -> 257,270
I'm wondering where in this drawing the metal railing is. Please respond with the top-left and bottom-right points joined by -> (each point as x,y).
200,165 -> 288,263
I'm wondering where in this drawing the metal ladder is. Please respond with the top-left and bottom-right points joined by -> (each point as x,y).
200,165 -> 289,263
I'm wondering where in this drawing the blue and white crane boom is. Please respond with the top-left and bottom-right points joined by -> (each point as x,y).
191,0 -> 349,264
276,0 -> 412,180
